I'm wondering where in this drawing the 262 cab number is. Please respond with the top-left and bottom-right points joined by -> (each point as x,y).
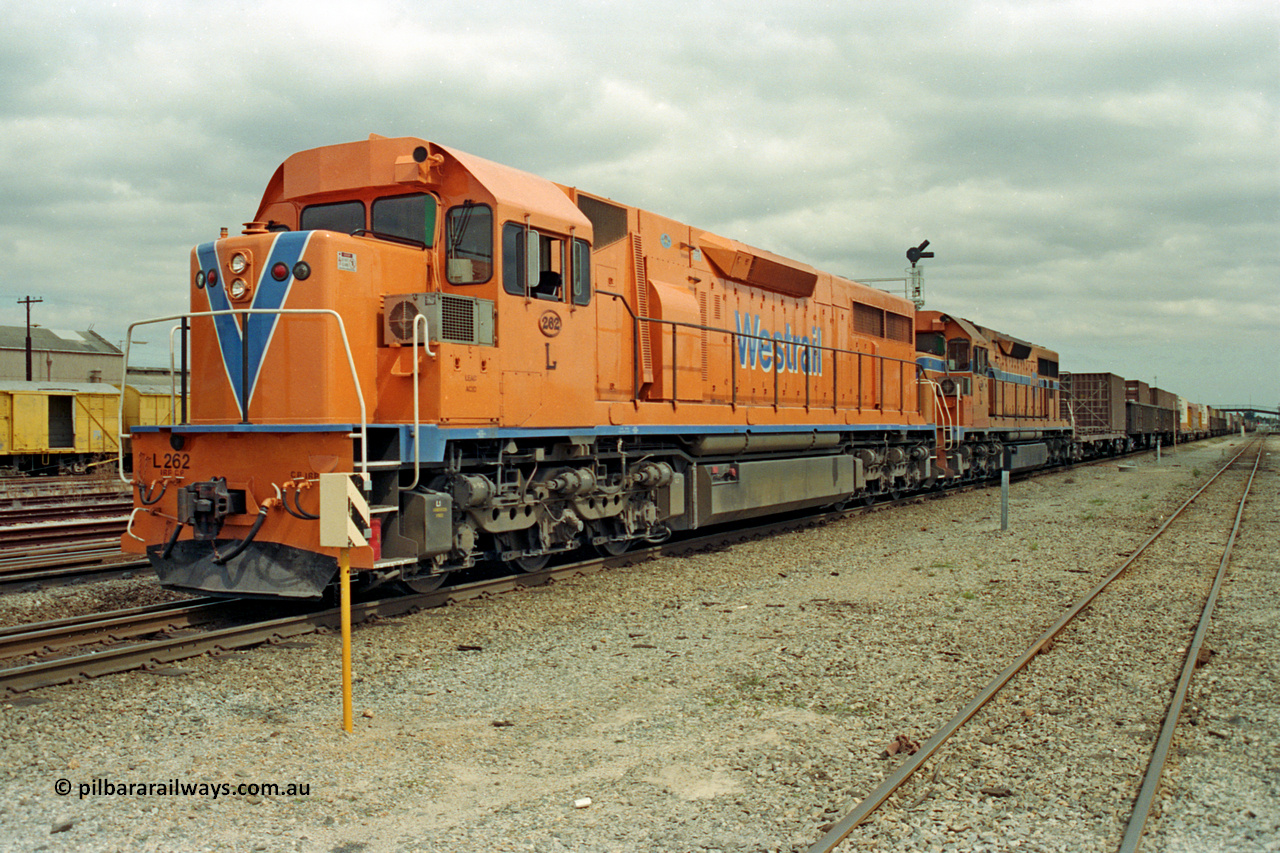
148,452 -> 191,471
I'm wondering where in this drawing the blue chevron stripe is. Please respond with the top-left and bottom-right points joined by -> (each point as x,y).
196,232 -> 312,418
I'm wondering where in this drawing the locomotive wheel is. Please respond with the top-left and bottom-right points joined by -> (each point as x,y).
594,538 -> 630,557
398,572 -> 449,594
512,553 -> 551,573
498,532 -> 551,573
590,520 -> 631,557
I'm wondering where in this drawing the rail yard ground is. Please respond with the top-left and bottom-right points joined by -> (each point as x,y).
0,435 -> 1276,853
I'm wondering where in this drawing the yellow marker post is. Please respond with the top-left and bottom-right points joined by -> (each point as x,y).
340,546 -> 353,733
320,473 -> 369,734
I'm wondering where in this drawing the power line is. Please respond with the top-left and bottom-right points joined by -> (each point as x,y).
17,296 -> 43,382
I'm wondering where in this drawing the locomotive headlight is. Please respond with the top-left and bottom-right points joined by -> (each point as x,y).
229,252 -> 249,275
229,278 -> 250,300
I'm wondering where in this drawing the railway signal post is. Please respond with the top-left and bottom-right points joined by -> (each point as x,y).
319,473 -> 371,733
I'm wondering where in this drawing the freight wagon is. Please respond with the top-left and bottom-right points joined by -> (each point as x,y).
1059,372 -> 1177,454
0,381 -> 184,474
0,382 -> 121,474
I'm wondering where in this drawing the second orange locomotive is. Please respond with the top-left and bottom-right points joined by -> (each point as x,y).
124,135 -> 937,597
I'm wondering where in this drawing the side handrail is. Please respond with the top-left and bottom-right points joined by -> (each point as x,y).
596,290 -> 920,416
405,312 -> 435,490
118,308 -> 367,485
920,376 -> 955,451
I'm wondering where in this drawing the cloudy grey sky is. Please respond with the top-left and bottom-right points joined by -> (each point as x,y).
1,0 -> 1275,407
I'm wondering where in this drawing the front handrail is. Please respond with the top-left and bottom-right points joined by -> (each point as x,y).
118,308 -> 367,485
921,376 -> 956,450
167,323 -> 182,426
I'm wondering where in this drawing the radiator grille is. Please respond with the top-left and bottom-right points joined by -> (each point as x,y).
885,312 -> 912,343
439,294 -> 476,342
853,303 -> 884,337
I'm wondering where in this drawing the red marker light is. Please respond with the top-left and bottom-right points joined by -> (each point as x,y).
272,262 -> 289,281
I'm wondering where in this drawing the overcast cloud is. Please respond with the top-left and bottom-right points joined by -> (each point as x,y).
0,0 -> 1275,407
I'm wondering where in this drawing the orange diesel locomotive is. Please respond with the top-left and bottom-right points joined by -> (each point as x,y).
914,311 -> 1072,479
123,135 -> 934,598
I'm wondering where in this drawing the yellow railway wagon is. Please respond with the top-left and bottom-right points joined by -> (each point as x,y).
0,381 -> 122,473
120,382 -> 183,429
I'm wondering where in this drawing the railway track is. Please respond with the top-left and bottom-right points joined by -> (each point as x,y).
0,495 -> 131,526
0,516 -> 130,549
0,564 -> 577,697
0,558 -> 152,592
0,473 -> 128,494
805,436 -> 1264,852
0,488 -> 134,588
0,520 -> 138,591
0,438 -> 1223,697
0,597 -> 233,659
0,492 -> 916,697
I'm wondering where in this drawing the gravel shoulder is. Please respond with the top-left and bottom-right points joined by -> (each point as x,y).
0,435 -> 1275,853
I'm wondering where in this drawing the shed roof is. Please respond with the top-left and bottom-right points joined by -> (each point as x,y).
0,326 -> 121,355
0,380 -> 123,394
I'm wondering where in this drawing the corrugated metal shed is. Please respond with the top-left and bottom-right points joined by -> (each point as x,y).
0,326 -> 120,354
0,326 -> 123,383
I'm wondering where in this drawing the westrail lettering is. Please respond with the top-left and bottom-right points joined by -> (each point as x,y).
734,311 -> 823,376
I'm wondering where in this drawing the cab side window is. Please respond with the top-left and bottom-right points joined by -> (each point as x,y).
502,223 -> 577,302
946,338 -> 970,372
916,332 -> 945,357
571,238 -> 591,306
446,204 -> 493,284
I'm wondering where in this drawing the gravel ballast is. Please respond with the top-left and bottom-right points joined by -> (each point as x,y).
0,435 -> 1275,853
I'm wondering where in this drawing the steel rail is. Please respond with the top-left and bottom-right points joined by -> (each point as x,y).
0,499 -> 132,525
1118,440 -> 1263,852
0,520 -> 130,549
0,496 -> 909,697
0,567 -> 568,696
0,479 -> 130,502
0,597 -> 232,659
0,559 -> 152,592
806,436 -> 1261,853
0,540 -> 123,565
